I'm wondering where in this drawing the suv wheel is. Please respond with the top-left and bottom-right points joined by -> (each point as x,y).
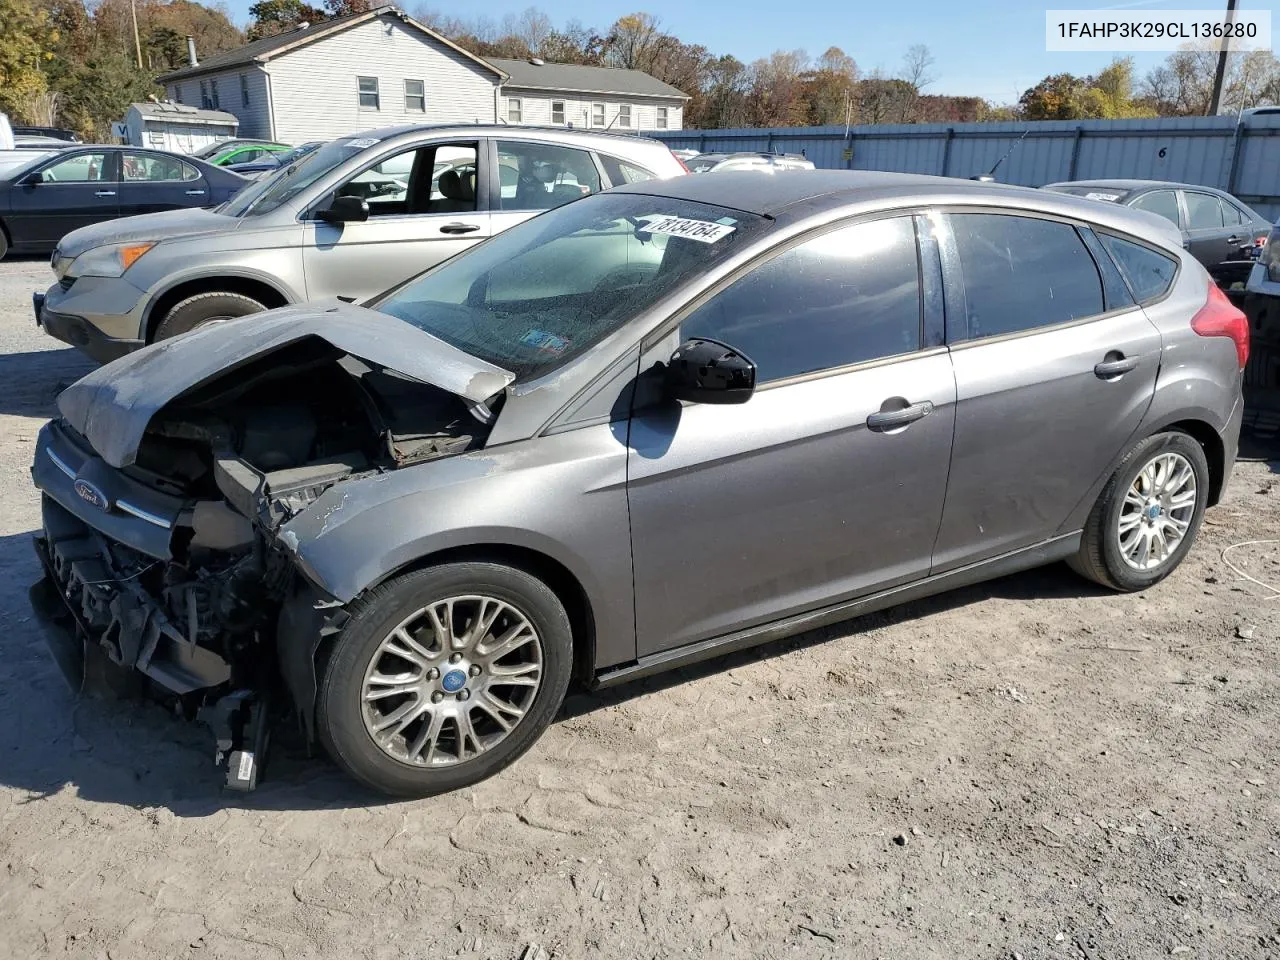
1070,431 -> 1210,591
317,562 -> 573,797
154,291 -> 265,340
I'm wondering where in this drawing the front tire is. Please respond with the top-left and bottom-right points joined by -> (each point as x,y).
154,291 -> 265,341
316,562 -> 573,797
1069,431 -> 1210,591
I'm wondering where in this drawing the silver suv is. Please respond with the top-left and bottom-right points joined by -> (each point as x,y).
30,172 -> 1246,797
34,124 -> 686,362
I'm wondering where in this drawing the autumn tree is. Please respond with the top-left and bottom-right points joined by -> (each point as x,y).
802,47 -> 858,126
0,0 -> 58,124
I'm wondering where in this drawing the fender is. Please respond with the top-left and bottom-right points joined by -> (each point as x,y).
139,264 -> 303,330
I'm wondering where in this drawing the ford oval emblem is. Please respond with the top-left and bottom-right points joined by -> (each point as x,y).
73,478 -> 111,512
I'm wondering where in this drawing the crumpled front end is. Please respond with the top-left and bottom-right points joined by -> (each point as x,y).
29,328 -> 500,790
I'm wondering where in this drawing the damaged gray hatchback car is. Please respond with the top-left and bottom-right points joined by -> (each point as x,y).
30,171 -> 1247,797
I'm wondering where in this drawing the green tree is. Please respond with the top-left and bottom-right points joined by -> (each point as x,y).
0,0 -> 58,124
1018,72 -> 1089,119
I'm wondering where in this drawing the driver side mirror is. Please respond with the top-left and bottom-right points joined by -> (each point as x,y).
316,194 -> 369,223
665,338 -> 756,405
19,172 -> 43,186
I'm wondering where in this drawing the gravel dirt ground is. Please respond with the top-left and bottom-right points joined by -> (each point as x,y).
0,257 -> 1278,960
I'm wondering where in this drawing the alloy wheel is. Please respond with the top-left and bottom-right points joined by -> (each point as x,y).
1116,452 -> 1197,571
361,595 -> 543,766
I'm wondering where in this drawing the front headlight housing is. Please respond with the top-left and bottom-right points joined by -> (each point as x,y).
67,242 -> 157,279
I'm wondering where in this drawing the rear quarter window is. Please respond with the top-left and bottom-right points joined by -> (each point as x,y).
1098,233 -> 1179,304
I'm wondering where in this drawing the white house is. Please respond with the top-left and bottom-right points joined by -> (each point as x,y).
123,101 -> 238,153
156,6 -> 687,144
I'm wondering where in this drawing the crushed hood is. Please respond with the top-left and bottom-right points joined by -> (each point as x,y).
55,207 -> 242,260
57,301 -> 515,468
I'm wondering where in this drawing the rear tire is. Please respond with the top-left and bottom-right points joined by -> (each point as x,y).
153,291 -> 265,341
316,562 -> 573,797
1069,431 -> 1209,592
0,226 -> 9,262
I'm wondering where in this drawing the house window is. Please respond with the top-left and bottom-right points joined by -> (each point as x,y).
656,106 -> 668,129
173,84 -> 183,104
199,80 -> 210,109
404,79 -> 425,112
551,100 -> 565,124
209,78 -> 220,109
617,104 -> 632,128
358,76 -> 380,109
591,103 -> 605,127
507,98 -> 522,123
240,74 -> 250,107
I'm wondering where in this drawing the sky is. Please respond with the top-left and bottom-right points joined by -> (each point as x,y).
217,0 -> 1270,104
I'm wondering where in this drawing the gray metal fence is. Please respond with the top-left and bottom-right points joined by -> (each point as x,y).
650,116 -> 1280,220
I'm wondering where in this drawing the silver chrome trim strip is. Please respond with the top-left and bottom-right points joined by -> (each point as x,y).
116,500 -> 173,529
46,445 -> 173,530
46,446 -> 76,479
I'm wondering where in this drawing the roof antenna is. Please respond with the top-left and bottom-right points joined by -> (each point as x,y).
972,124 -> 1032,181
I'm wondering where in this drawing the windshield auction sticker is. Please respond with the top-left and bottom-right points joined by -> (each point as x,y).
644,216 -> 737,243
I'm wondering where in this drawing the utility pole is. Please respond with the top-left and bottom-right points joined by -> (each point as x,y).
1207,0 -> 1238,116
130,0 -> 144,69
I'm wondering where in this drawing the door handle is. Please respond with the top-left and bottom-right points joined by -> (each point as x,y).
1094,355 -> 1140,379
185,189 -> 206,196
94,190 -> 116,197
1226,235 -> 1243,245
439,222 -> 481,235
866,400 -> 933,431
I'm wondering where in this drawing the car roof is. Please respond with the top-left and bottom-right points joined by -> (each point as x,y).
611,169 -> 1186,244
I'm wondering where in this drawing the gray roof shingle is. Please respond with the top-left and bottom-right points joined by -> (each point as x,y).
486,58 -> 688,99
157,6 -> 503,83
128,102 -> 239,124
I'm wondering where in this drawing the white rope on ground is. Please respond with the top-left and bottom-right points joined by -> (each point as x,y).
1221,540 -> 1280,600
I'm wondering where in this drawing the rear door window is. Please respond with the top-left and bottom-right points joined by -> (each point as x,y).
1130,190 -> 1180,227
496,141 -> 602,211
1184,191 -> 1224,230
1098,233 -> 1179,304
947,213 -> 1105,341
680,216 -> 922,384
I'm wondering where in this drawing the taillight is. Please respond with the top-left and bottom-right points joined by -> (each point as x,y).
671,150 -> 689,173
1191,282 -> 1250,369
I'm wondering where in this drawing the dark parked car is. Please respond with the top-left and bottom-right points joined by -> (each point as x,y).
13,126 -> 81,143
224,140 -> 324,177
0,146 -> 248,260
190,138 -> 285,160
1043,179 -> 1271,273
30,171 -> 1246,796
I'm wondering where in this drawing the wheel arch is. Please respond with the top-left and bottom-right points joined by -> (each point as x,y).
282,541 -> 600,740
1141,414 -> 1228,506
143,273 -> 292,342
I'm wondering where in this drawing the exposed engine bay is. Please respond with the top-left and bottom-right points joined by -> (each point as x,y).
30,337 -> 497,789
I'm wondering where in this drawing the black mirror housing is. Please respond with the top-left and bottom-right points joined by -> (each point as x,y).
666,338 -> 756,405
317,194 -> 370,223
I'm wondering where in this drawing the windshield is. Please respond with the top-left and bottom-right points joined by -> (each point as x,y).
374,193 -> 770,380
686,155 -> 725,174
219,138 -> 369,218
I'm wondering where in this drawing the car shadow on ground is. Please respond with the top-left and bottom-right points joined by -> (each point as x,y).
0,347 -> 94,417
0,517 -> 1116,815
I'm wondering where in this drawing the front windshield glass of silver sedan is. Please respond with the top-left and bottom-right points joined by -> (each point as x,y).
375,192 -> 769,379
219,138 -> 363,217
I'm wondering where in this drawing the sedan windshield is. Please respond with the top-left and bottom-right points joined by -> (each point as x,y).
219,138 -> 366,218
374,192 -> 769,380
